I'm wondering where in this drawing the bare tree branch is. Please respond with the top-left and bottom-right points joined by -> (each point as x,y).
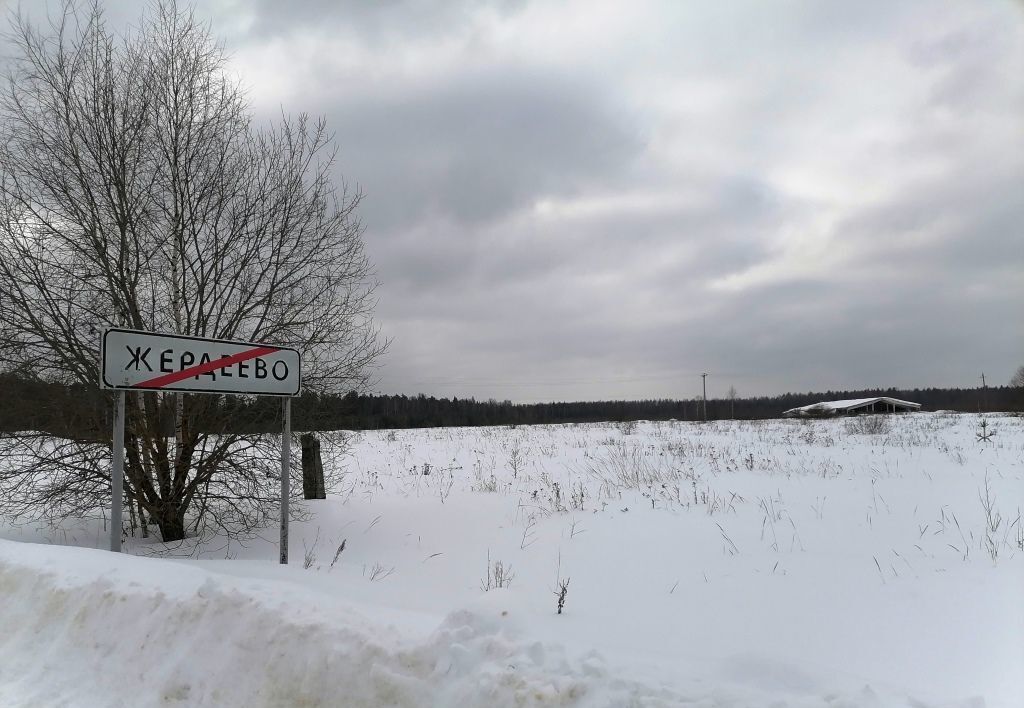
0,0 -> 385,542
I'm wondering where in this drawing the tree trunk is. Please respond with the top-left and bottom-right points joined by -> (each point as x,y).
137,497 -> 149,539
301,434 -> 326,500
154,502 -> 187,542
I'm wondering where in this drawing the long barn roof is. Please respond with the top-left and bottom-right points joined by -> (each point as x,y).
783,396 -> 921,416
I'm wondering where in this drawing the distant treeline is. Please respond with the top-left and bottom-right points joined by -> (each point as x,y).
1,373 -> 1020,436
272,386 -> 1020,431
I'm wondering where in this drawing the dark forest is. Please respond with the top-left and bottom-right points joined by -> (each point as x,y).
1,373 -> 1019,437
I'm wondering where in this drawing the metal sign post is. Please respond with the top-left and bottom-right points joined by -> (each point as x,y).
110,391 -> 125,552
100,328 -> 300,560
280,398 -> 291,564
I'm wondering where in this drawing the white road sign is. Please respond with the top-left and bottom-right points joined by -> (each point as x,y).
100,328 -> 301,396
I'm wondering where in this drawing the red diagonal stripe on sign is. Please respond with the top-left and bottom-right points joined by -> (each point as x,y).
133,345 -> 281,389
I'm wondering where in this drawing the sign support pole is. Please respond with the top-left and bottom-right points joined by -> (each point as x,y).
279,397 -> 291,564
110,390 -> 125,552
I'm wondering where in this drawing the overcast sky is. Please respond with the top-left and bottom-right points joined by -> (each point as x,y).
7,1 -> 1024,402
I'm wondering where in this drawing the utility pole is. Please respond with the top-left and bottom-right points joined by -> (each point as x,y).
701,372 -> 708,422
980,372 -> 987,412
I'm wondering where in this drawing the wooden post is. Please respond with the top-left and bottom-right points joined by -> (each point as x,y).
301,433 -> 326,500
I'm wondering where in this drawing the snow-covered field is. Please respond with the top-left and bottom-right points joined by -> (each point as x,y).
1,413 -> 1022,707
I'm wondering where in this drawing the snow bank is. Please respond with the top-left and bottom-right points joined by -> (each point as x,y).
0,540 -> 687,708
1,539 -> 1002,708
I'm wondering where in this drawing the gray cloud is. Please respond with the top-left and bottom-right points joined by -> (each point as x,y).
234,0 -> 528,42
327,68 -> 643,230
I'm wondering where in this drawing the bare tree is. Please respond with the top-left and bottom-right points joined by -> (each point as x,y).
727,385 -> 737,419
0,1 -> 385,542
1011,366 -> 1024,388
